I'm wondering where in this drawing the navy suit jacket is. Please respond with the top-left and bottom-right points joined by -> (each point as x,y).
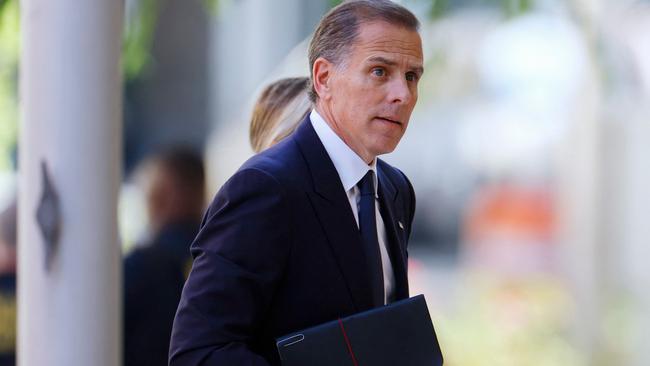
169,117 -> 416,365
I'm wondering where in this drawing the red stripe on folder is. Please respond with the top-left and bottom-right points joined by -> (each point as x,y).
338,318 -> 359,366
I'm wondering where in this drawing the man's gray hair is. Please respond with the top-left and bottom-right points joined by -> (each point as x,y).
308,0 -> 420,102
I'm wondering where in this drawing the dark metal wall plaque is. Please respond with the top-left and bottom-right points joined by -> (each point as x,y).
36,161 -> 61,272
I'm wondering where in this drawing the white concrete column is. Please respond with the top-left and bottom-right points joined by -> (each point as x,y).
17,0 -> 123,364
555,62 -> 603,364
613,106 -> 650,366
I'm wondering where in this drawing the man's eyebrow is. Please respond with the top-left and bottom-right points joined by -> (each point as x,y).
412,66 -> 424,76
367,56 -> 423,75
368,56 -> 397,66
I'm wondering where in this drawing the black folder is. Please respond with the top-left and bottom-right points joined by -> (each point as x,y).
276,294 -> 443,366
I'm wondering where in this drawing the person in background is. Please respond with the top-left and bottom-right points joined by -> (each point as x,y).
123,147 -> 205,366
249,77 -> 311,153
0,199 -> 17,366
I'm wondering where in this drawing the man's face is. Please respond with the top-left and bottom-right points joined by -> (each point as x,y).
319,21 -> 423,163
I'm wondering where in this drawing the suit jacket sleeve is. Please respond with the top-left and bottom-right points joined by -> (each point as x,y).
169,168 -> 292,366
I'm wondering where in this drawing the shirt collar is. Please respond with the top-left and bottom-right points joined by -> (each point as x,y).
310,109 -> 377,193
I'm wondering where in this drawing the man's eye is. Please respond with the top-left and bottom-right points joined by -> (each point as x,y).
406,72 -> 418,82
372,68 -> 385,77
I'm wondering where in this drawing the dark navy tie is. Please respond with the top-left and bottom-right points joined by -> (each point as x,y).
357,170 -> 384,306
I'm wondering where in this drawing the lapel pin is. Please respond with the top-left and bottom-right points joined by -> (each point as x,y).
398,221 -> 404,230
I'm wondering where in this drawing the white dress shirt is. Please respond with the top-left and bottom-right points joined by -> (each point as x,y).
310,109 -> 395,305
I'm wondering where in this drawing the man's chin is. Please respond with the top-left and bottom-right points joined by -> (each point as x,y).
372,144 -> 399,158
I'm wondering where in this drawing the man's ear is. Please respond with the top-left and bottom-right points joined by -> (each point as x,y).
312,57 -> 333,101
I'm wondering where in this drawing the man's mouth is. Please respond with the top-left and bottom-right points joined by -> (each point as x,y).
376,117 -> 402,125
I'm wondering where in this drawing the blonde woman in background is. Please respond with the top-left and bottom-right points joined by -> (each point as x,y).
249,77 -> 311,153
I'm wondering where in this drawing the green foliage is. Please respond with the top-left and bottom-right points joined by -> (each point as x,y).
122,0 -> 160,80
501,0 -> 532,18
122,0 -> 219,80
202,0 -> 220,16
0,0 -> 19,171
329,0 -> 343,8
429,0 -> 532,20
439,276 -> 587,366
430,0 -> 449,20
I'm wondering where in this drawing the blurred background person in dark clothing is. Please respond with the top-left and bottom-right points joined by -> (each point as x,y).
0,199 -> 16,366
123,147 -> 205,366
249,77 -> 311,153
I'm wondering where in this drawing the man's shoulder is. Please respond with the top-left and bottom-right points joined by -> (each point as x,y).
377,158 -> 411,189
238,135 -> 307,185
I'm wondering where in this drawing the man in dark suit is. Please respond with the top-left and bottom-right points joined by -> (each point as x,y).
0,200 -> 17,366
123,148 -> 205,366
169,1 -> 424,365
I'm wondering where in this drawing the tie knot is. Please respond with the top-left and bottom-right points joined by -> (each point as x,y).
357,170 -> 375,196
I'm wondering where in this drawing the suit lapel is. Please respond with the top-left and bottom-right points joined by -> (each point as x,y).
377,164 -> 410,301
294,118 -> 376,312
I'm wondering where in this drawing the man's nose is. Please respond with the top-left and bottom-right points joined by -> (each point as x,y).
388,77 -> 413,105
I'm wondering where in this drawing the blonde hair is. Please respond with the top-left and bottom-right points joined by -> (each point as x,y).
249,77 -> 311,153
